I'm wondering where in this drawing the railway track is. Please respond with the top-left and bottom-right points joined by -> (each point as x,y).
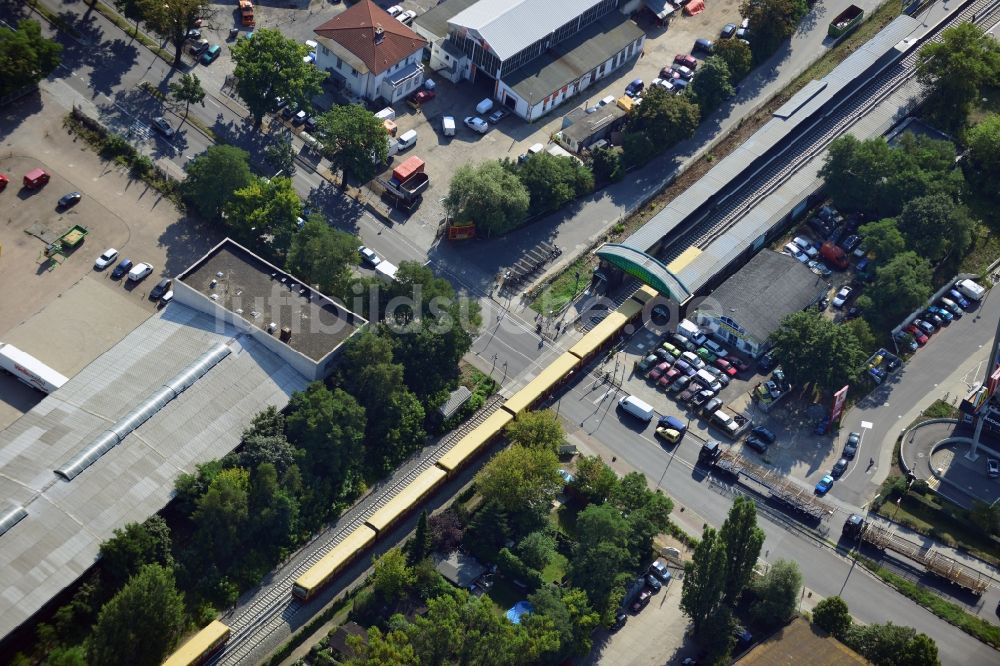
211,394 -> 506,665
661,0 -> 1000,262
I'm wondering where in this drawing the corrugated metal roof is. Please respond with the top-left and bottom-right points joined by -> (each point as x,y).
449,0 -> 609,61
0,305 -> 308,640
623,14 -> 919,255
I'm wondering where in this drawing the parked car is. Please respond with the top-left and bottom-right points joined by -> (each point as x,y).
151,116 -> 175,138
904,325 -> 928,346
358,245 -> 381,266
149,278 -> 172,300
839,234 -> 862,253
94,248 -> 119,270
654,348 -> 676,364
661,341 -> 682,357
895,331 -> 919,352
757,352 -> 777,373
674,54 -> 698,69
844,431 -> 860,458
638,354 -> 659,372
947,289 -> 971,309
200,44 -> 221,65
721,23 -> 737,38
928,306 -> 953,323
655,426 -> 682,444
988,458 -> 1000,479
658,368 -> 681,388
783,242 -> 807,263
670,375 -> 693,393
127,262 -> 153,282
832,286 -> 853,308
397,9 -> 417,24
701,397 -> 723,416
110,258 -> 133,280
408,89 -> 436,106
913,318 -> 935,335
939,298 -> 963,318
793,236 -> 818,257
815,416 -> 830,436
487,108 -> 508,123
631,588 -> 652,613
751,426 -> 776,444
463,116 -> 489,134
189,38 -> 209,56
696,347 -> 717,363
625,79 -> 644,97
731,357 -> 751,373
815,474 -> 835,495
672,65 -> 695,80
745,434 -> 768,453
694,37 -> 714,53
648,362 -> 671,381
649,560 -> 671,581
922,310 -> 944,327
57,192 -> 82,208
386,5 -> 403,17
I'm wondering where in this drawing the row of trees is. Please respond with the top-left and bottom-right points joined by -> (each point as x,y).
740,0 -> 811,64
0,19 -> 62,98
813,596 -> 939,666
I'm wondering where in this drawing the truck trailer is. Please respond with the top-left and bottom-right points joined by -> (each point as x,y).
0,342 -> 68,394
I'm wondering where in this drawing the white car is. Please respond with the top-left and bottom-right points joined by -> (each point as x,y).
792,236 -> 818,258
386,5 -> 403,17
358,245 -> 381,267
783,242 -> 807,263
127,262 -> 154,282
651,78 -> 674,92
397,9 -> 417,24
832,286 -> 853,308
94,248 -> 119,270
598,95 -> 616,107
464,116 -> 489,134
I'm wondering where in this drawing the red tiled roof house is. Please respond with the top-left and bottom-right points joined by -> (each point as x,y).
314,0 -> 428,103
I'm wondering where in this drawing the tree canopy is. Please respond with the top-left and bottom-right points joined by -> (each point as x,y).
474,445 -> 561,516
569,455 -> 619,505
769,311 -> 867,391
681,525 -> 727,635
691,56 -> 735,117
231,28 -> 326,127
740,0 -> 809,62
714,39 -> 753,81
858,218 -> 906,263
917,23 -> 1000,129
137,0 -> 210,66
88,564 -> 185,666
569,503 -> 633,620
896,194 -> 973,264
182,145 -> 254,219
515,152 -> 594,216
855,252 -> 933,331
749,559 -> 802,629
812,595 -> 852,638
98,516 -> 174,589
0,19 -> 62,97
505,410 -> 565,452
964,113 -> 1000,199
168,73 -> 205,123
444,161 -> 530,237
285,383 -> 366,491
844,622 -> 940,666
315,104 -> 389,184
719,496 -> 765,606
223,176 -> 303,255
285,216 -> 358,299
624,86 -> 700,165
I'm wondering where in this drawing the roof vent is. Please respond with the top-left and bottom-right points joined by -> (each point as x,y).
279,326 -> 292,342
374,24 -> 385,44
0,506 -> 28,538
268,322 -> 278,333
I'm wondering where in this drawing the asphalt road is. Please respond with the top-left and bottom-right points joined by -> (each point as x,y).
554,359 -> 1000,665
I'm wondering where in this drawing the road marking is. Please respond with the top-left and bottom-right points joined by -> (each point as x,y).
860,420 -> 872,429
593,388 -> 613,404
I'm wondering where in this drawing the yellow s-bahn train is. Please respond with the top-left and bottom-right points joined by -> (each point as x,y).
162,620 -> 230,666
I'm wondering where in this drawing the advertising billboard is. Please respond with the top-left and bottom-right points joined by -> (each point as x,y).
830,385 -> 849,423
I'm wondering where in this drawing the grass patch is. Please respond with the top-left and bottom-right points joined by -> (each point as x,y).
487,577 -> 525,614
854,555 -> 1000,648
528,258 -> 593,315
875,491 -> 1000,567
549,502 -> 579,538
63,108 -> 184,209
541,551 -> 568,585
921,399 -> 959,420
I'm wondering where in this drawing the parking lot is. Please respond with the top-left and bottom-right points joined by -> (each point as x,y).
0,100 -> 221,427
192,0 -> 747,245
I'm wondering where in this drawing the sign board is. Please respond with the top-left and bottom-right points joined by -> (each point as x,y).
960,383 -> 989,415
447,223 -> 476,241
830,385 -> 849,423
988,364 -> 1000,397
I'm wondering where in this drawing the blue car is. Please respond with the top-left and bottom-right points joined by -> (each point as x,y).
815,474 -> 834,495
625,79 -> 644,97
947,289 -> 971,309
110,258 -> 133,280
928,306 -> 953,323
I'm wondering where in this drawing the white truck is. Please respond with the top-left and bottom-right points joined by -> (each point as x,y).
376,260 -> 399,282
0,342 -> 68,394
956,279 -> 985,302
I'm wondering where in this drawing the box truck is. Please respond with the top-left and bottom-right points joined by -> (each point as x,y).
618,395 -> 654,422
0,342 -> 68,394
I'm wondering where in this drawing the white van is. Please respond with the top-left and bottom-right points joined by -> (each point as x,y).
956,278 -> 985,301
476,98 -> 494,115
702,339 -> 728,358
694,368 -> 717,389
618,395 -> 654,423
677,319 -> 707,346
396,129 -> 417,150
375,107 -> 396,122
442,115 -> 455,136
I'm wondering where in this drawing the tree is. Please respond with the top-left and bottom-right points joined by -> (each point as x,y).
681,526 -> 727,635
609,472 -> 673,568
626,86 -> 700,154
231,28 -> 326,127
0,19 -> 62,96
408,511 -> 432,564
527,586 -> 600,659
99,516 -> 174,588
264,135 -> 296,177
138,0 -> 210,66
88,564 -> 185,666
569,455 -> 618,505
444,161 -> 530,237
223,176 -> 303,255
917,23 -> 1000,129
967,500 -> 1000,536
691,56 -> 735,117
113,0 -> 142,33
740,0 -> 809,62
569,504 -> 633,618
168,73 -> 205,124
516,152 -> 594,215
857,252 -> 933,331
45,646 -> 87,666
589,145 -> 623,183
428,509 -> 464,553
845,623 -> 940,666
182,145 -> 253,219
844,317 -> 876,355
371,548 -> 416,602
192,468 -> 250,563
769,311 -> 867,391
699,606 -> 736,665
505,410 -> 564,452
896,194 -> 973,263
714,39 -> 753,81
812,595 -> 852,638
516,530 -> 556,571
285,383 -> 366,490
286,217 -> 358,299
347,626 -> 420,666
964,113 -> 1000,198
719,496 -> 765,606
858,218 -> 906,263
316,104 -> 389,184
475,445 -> 561,515
749,559 -> 801,629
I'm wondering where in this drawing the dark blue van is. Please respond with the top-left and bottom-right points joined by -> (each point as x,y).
657,415 -> 687,434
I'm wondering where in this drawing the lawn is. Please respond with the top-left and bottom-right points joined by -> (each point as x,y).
542,551 -> 568,585
549,501 -> 579,538
529,258 -> 594,315
487,577 -> 526,615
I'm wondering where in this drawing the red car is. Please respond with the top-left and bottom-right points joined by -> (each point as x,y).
0,173 -> 8,192
648,362 -> 670,380
714,358 -> 738,376
408,89 -> 436,105
674,53 -> 698,70
904,325 -> 928,346
658,368 -> 681,388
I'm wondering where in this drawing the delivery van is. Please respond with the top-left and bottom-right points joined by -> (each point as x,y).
618,395 -> 654,423
677,319 -> 706,346
476,98 -> 494,115
396,129 -> 417,151
956,278 -> 985,301
442,115 -> 455,136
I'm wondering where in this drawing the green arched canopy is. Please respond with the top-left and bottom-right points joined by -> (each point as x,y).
596,244 -> 691,301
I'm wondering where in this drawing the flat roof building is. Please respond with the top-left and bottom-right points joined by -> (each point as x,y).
175,238 -> 367,381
